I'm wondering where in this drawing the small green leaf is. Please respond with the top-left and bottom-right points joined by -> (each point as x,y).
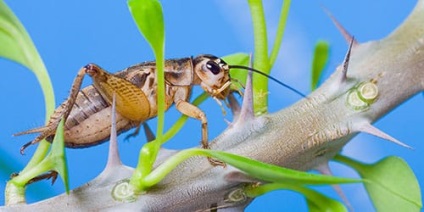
0,0 -> 55,117
0,1 -> 55,168
50,119 -> 69,193
269,0 -> 291,68
128,0 -> 166,192
1,0 -> 61,202
302,187 -> 347,212
222,52 -> 250,91
335,155 -> 422,211
311,40 -> 330,91
0,1 -> 35,69
245,183 -> 347,212
127,0 -> 165,140
8,119 -> 69,194
207,151 -> 361,185
127,0 -> 164,52
246,183 -> 346,212
134,149 -> 360,193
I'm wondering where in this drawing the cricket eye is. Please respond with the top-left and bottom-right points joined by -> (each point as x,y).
205,61 -> 221,75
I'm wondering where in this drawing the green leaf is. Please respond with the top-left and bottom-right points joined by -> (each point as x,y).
245,183 -> 346,212
1,0 -> 61,202
127,0 -> 166,192
127,0 -> 165,140
335,155 -> 422,211
302,186 -> 347,212
0,0 -> 54,169
50,119 -> 69,193
8,119 -> 69,193
127,0 -> 164,52
311,40 -> 330,91
136,149 -> 360,193
0,0 -> 55,118
268,0 -> 291,68
207,151 -> 361,185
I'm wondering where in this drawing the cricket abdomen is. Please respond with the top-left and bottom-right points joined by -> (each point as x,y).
62,85 -> 139,148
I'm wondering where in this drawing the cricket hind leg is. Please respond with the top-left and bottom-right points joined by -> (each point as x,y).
14,126 -> 49,136
27,171 -> 58,185
124,122 -> 156,142
10,170 -> 58,185
18,66 -> 89,154
124,123 -> 141,141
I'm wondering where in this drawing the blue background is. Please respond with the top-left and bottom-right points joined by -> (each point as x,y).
0,0 -> 422,211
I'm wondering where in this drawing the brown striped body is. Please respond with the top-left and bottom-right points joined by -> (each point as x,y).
58,58 -> 196,147
18,55 -> 232,149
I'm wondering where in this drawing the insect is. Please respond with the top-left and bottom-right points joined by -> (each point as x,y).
16,54 -> 304,154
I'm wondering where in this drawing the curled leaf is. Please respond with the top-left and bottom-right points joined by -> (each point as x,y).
311,40 -> 330,90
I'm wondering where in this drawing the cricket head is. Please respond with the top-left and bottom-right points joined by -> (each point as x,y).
193,54 -> 232,100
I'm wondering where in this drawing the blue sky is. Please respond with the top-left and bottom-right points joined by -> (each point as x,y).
0,0 -> 422,211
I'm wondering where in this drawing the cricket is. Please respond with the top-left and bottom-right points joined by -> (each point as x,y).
15,54 -> 304,154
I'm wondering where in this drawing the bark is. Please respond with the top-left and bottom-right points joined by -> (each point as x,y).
3,0 -> 424,211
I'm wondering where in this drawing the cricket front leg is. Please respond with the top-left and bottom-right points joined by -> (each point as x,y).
175,100 -> 225,167
18,66 -> 89,153
174,99 -> 209,149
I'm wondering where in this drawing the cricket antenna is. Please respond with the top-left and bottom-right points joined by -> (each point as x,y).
229,65 -> 306,98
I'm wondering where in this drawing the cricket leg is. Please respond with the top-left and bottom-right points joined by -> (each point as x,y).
175,99 -> 209,148
124,123 -> 141,141
124,122 -> 156,142
18,66 -> 90,154
26,171 -> 58,185
175,100 -> 225,167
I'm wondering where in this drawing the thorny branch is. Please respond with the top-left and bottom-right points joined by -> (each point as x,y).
4,0 -> 424,211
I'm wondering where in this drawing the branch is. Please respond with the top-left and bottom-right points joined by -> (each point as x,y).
4,0 -> 424,211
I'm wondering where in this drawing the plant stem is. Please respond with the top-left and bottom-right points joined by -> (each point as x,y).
269,0 -> 291,68
247,0 -> 270,115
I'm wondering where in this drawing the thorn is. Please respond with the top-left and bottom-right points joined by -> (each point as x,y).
106,93 -> 122,168
357,122 -> 412,149
339,37 -> 355,84
322,7 -> 358,46
143,122 -> 156,142
234,55 -> 255,125
315,163 -> 353,211
329,35 -> 355,98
